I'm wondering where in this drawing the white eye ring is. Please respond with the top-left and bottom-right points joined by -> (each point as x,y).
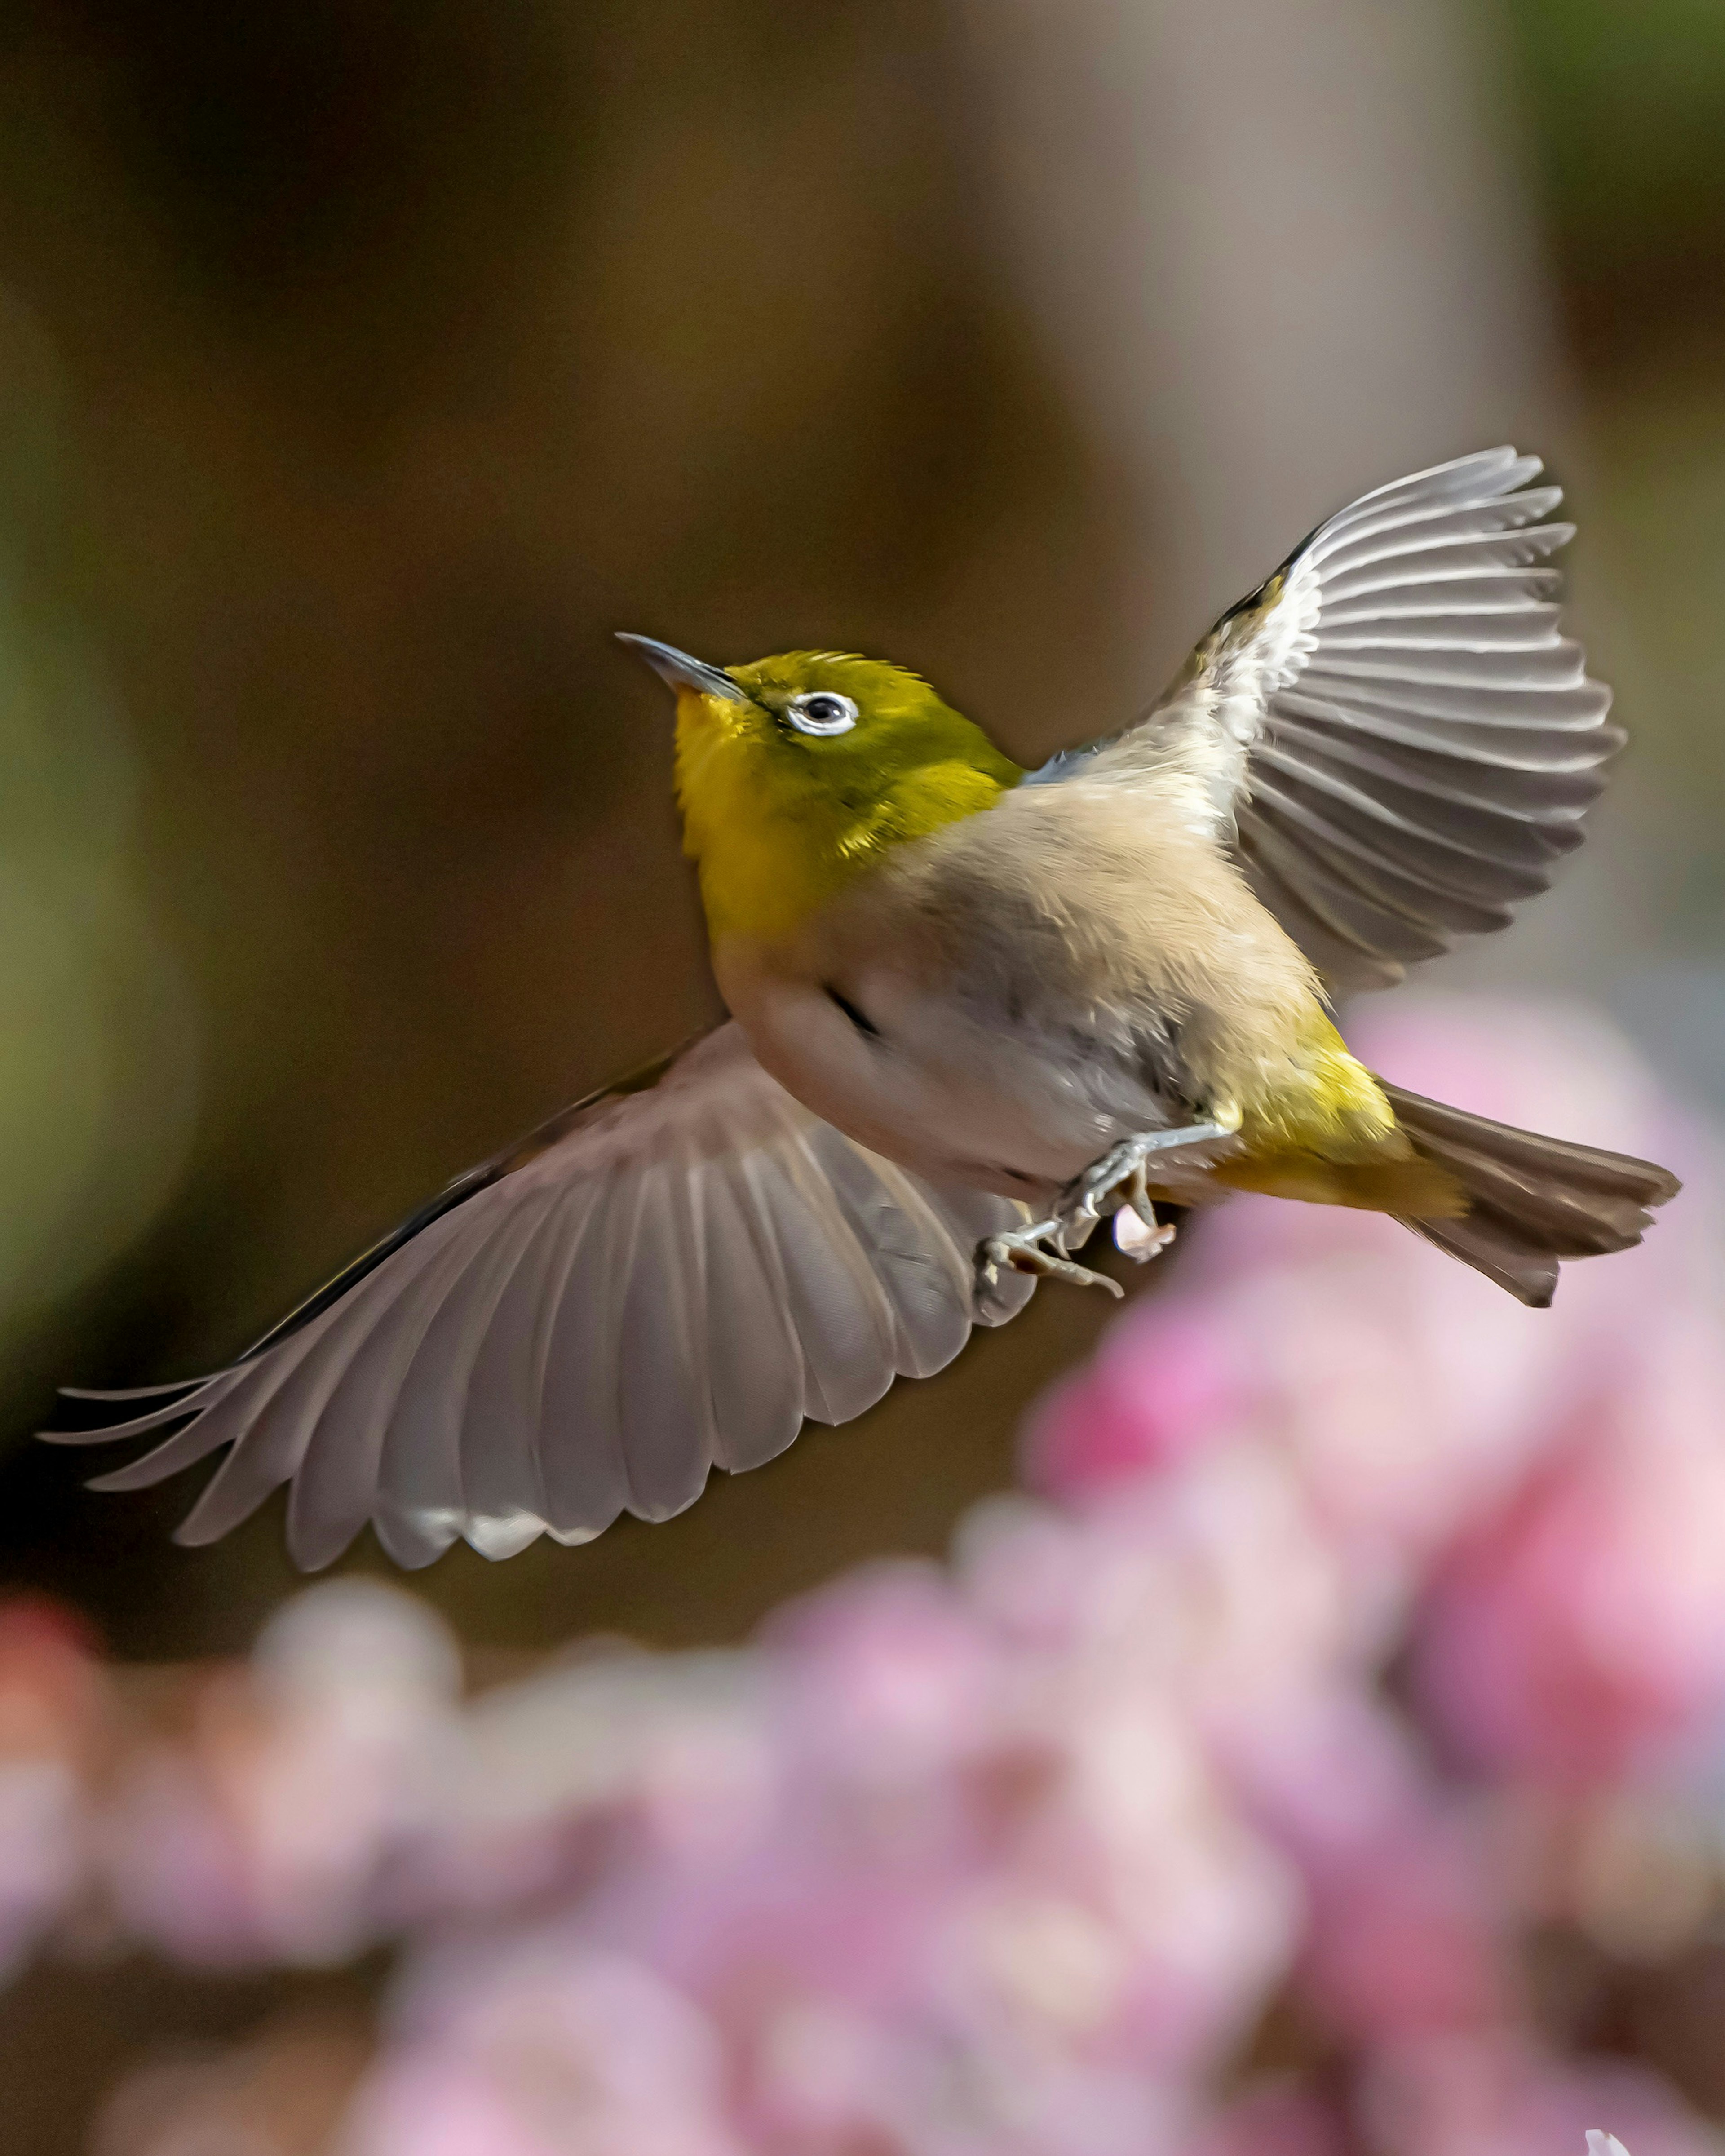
787,691 -> 859,736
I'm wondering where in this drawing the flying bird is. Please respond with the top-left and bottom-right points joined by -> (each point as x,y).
49,448 -> 1678,1567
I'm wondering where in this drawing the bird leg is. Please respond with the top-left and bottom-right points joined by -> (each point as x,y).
1059,1113 -> 1241,1248
976,1112 -> 1240,1304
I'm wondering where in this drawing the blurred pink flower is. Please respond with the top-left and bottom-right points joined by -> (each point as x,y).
343,1945 -> 745,2156
1022,1303 -> 1247,1498
106,1581 -> 461,1964
599,1544 -> 1300,2098
1295,1807 -> 1508,2045
965,1443 -> 1347,1723
408,1643 -> 769,1917
1033,995 -> 1717,1659
0,1595 -> 104,1979
1355,2033 -> 1720,2156
739,1990 -> 1185,2156
1185,2082 -> 1349,2156
1414,1330 -> 1725,1786
1225,1690 -> 1510,2045
765,1562 -> 1008,1812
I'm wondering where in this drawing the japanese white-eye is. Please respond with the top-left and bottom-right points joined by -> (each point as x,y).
50,449 -> 1677,1567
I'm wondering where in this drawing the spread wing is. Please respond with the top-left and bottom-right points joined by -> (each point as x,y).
1030,447 -> 1619,992
44,1025 -> 1033,1569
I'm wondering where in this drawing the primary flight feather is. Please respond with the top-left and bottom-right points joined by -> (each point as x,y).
49,448 -> 1678,1566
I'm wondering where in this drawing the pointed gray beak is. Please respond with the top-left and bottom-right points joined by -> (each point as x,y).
615,632 -> 752,704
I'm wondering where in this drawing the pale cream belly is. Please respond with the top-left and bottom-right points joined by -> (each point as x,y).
712,934 -> 1173,1205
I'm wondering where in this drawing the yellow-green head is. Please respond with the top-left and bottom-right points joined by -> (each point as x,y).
619,636 -> 1022,943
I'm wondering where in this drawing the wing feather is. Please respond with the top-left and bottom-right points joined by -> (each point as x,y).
747,1140 -> 895,1428
286,1230 -> 498,1570
531,1179 -> 633,1544
696,1148 -> 807,1475
162,1234 -> 476,1547
1274,693 -> 1611,771
1317,570 -> 1564,620
450,1194 -> 577,1548
1033,448 -> 1619,989
797,1126 -> 987,1378
46,1025 -> 1032,1565
614,1164 -> 719,1524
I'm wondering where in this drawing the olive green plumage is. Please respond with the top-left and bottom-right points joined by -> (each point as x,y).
676,652 -> 1021,943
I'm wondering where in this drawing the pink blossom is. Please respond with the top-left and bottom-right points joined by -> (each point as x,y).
743,1993 -> 1185,2156
408,1643 -> 769,1916
1032,995 -> 1717,1671
966,1442 -> 1347,1720
1022,1302 -> 1247,1497
1414,1331 -> 1725,1787
1225,1691 -> 1510,2044
342,1945 -> 745,2156
1355,2033 -> 1719,2156
602,1539 -> 1300,2091
0,1596 -> 104,1979
765,1562 -> 1008,1807
106,1581 -> 461,1963
1185,2082 -> 1349,2156
1296,1809 -> 1508,2044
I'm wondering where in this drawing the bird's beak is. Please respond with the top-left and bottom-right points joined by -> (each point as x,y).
615,633 -> 752,704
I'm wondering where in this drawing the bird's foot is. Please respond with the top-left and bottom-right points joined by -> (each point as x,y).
977,1217 -> 1124,1303
1056,1110 -> 1243,1251
975,1111 -> 1240,1309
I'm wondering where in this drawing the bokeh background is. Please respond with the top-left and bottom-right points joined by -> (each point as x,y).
0,1 -> 1723,2148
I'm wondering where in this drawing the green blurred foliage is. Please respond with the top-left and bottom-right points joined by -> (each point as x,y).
1499,0 -> 1725,339
0,305 -> 196,1382
1494,0 -> 1725,973
1587,362 -> 1725,923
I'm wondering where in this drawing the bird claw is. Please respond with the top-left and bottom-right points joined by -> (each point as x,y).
977,1220 -> 1124,1303
975,1113 -> 1237,1306
1065,1160 -> 1177,1267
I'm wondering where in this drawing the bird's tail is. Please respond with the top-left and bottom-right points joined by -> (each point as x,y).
1378,1081 -> 1681,1308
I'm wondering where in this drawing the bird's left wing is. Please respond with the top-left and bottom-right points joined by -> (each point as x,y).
1028,448 -> 1620,992
44,1023 -> 1033,1569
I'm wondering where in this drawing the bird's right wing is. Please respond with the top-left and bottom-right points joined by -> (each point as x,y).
44,1024 -> 1033,1570
1028,448 -> 1620,992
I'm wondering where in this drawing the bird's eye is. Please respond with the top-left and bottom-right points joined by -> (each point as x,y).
786,691 -> 859,737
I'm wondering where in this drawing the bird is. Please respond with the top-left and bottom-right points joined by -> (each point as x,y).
46,447 -> 1678,1570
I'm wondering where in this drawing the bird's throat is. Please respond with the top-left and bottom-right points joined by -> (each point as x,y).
675,695 -> 1010,944
676,722 -> 858,942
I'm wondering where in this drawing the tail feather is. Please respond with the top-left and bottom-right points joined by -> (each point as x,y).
1378,1080 -> 1680,1308
1404,1212 -> 1560,1307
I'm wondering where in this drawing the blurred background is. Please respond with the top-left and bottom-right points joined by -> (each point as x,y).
0,0 -> 1723,2148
